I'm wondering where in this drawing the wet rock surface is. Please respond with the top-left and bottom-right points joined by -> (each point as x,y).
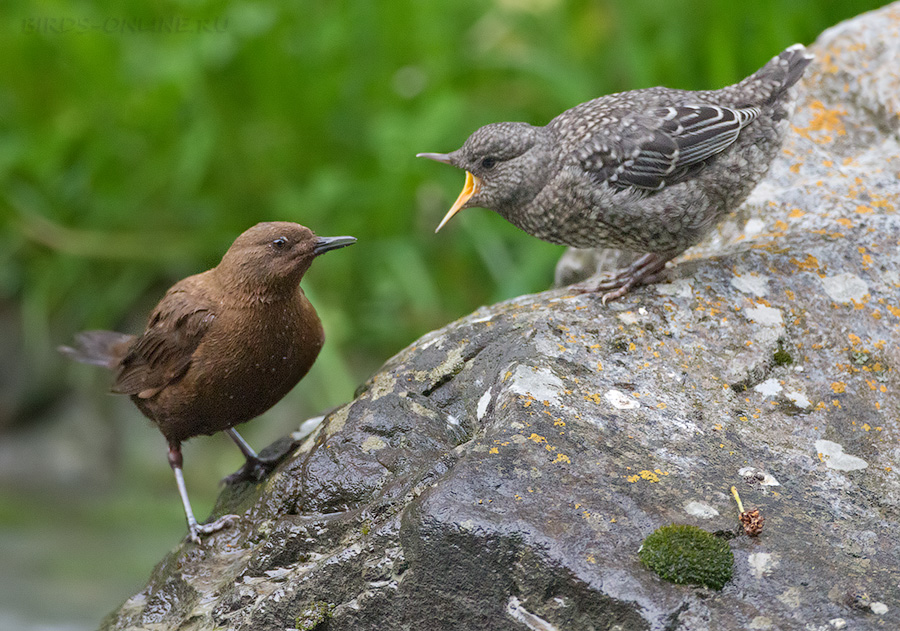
102,5 -> 900,631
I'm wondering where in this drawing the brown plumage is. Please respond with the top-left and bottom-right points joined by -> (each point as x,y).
60,222 -> 355,544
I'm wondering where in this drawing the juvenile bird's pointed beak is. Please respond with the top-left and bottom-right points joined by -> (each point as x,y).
435,171 -> 481,233
416,152 -> 454,165
313,236 -> 357,255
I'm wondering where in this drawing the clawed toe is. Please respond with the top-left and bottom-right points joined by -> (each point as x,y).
570,270 -> 630,294
568,252 -> 673,303
223,455 -> 281,485
188,514 -> 238,544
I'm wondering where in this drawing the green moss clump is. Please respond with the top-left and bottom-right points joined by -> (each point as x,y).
295,601 -> 334,630
638,524 -> 733,590
773,346 -> 793,366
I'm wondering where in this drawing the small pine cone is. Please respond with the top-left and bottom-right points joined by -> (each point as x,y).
740,509 -> 765,537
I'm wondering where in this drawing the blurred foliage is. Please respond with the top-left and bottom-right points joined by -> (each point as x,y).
0,0 -> 886,420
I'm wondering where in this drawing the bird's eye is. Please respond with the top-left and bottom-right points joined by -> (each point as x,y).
271,237 -> 288,250
481,157 -> 497,170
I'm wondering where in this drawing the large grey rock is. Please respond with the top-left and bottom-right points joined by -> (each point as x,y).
102,5 -> 900,631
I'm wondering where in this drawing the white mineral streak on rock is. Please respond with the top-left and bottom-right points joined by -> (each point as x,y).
786,390 -> 811,408
292,414 -> 325,441
738,467 -> 781,486
731,273 -> 770,297
745,304 -> 783,327
815,439 -> 868,471
743,218 -> 766,237
477,389 -> 492,420
508,365 -> 564,405
605,389 -> 640,410
754,378 -> 782,396
654,278 -> 693,298
684,500 -> 720,519
506,597 -> 558,631
748,552 -> 777,578
820,273 -> 869,303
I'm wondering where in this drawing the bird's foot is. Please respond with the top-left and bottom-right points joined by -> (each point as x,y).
570,252 -> 671,304
223,454 -> 282,485
187,514 -> 238,545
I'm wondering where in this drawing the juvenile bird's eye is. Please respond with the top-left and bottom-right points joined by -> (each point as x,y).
271,237 -> 288,250
481,157 -> 497,170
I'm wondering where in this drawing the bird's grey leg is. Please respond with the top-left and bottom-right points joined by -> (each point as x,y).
225,427 -> 260,460
222,428 -> 281,484
569,252 -> 673,303
167,441 -> 236,544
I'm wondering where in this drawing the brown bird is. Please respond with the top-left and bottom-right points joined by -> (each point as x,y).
60,222 -> 355,544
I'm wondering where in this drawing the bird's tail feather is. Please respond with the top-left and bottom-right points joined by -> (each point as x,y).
776,44 -> 814,93
59,330 -> 134,369
748,43 -> 814,104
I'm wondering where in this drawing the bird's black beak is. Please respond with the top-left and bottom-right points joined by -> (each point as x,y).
313,236 -> 357,255
416,152 -> 454,165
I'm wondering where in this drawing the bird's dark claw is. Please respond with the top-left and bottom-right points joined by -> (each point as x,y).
569,252 -> 671,303
223,454 -> 282,485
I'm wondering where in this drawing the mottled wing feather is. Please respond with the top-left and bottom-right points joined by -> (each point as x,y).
666,106 -> 760,163
582,105 -> 760,191
112,288 -> 216,398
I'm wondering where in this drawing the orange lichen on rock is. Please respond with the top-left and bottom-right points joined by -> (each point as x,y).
792,100 -> 848,143
791,253 -> 821,271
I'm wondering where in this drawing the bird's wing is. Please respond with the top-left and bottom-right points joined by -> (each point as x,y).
112,286 -> 216,398
579,105 -> 760,191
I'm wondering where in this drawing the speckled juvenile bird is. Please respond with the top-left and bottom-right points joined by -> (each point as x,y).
419,44 -> 813,302
60,222 -> 355,544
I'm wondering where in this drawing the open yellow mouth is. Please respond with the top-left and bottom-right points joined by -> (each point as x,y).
435,171 -> 482,233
